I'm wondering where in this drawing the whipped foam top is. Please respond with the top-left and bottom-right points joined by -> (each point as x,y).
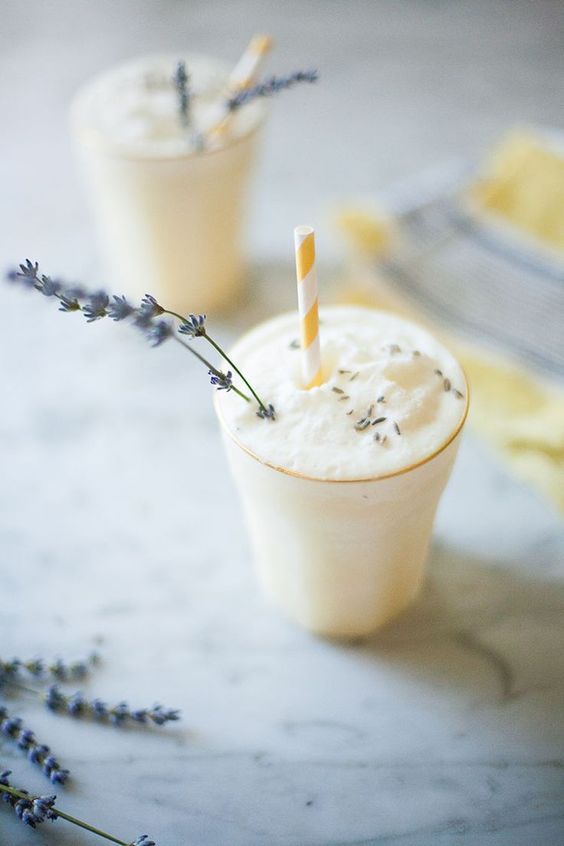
71,54 -> 264,157
218,307 -> 467,480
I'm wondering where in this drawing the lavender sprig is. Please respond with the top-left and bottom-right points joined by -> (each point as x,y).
9,261 -> 274,417
173,61 -> 191,128
44,684 -> 180,727
108,294 -> 135,321
0,770 -> 57,828
0,770 -> 157,845
0,707 -> 69,784
173,309 -> 273,418
209,369 -> 233,391
227,69 -> 318,111
0,653 -> 98,685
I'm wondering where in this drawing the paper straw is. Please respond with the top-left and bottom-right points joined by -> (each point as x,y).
228,34 -> 273,90
294,225 -> 322,388
209,34 -> 273,140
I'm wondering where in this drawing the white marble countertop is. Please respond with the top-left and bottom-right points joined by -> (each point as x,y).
1,2 -> 564,844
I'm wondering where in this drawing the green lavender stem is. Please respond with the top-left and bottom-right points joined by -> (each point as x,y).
0,784 -> 131,846
163,309 -> 269,412
163,308 -> 266,410
202,332 -> 269,414
172,335 -> 251,403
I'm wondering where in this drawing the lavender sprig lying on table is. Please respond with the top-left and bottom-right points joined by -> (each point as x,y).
0,707 -> 69,784
0,654 -> 98,685
227,69 -> 318,111
0,652 -> 180,786
0,770 -> 156,845
7,261 -> 275,420
44,685 -> 180,727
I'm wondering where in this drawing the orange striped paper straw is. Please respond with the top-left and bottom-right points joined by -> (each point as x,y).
294,225 -> 322,388
209,34 -> 273,140
228,34 -> 273,90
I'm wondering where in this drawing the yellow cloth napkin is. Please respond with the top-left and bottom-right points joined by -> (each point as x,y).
470,129 -> 564,252
460,351 -> 564,512
334,197 -> 564,514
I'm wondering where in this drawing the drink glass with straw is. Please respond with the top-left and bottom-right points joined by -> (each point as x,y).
214,227 -> 469,638
70,36 -> 270,314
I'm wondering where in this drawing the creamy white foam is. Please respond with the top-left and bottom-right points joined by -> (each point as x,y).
219,307 -> 467,480
71,54 -> 264,157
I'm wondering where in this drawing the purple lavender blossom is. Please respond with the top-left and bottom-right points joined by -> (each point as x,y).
107,294 -> 135,321
1,769 -> 159,843
58,295 -> 80,313
227,69 -> 318,111
138,293 -> 164,318
256,402 -> 276,421
44,685 -> 180,728
0,771 -> 57,828
14,259 -> 40,287
147,319 -> 173,347
178,313 -> 206,338
37,275 -> 62,297
173,61 -> 190,128
82,291 -> 110,322
209,369 -> 233,391
0,708 -> 69,784
0,654 -> 97,684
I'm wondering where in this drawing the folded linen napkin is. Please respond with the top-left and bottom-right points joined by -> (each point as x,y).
333,130 -> 564,513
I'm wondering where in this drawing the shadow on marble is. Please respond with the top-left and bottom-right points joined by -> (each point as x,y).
348,543 -> 564,745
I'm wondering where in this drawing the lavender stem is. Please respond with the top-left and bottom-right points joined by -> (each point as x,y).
0,783 -> 129,845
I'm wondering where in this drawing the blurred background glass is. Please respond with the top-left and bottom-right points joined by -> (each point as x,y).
3,0 -> 563,271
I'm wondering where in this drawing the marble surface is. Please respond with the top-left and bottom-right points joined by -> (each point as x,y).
2,2 -> 564,845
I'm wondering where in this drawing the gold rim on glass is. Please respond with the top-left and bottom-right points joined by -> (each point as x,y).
215,365 -> 470,484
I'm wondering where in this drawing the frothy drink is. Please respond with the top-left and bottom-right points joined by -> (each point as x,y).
70,55 -> 265,312
216,306 -> 468,637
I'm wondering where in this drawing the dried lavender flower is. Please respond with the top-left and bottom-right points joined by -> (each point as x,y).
209,369 -> 233,391
37,275 -> 62,297
0,771 -> 57,828
138,293 -> 164,319
147,319 -> 173,347
0,770 -> 157,845
0,707 -> 69,783
107,295 -> 135,322
256,403 -> 276,421
227,69 -> 318,111
14,259 -> 40,287
58,295 -> 80,313
0,653 -> 97,684
78,291 -> 109,321
173,61 -> 190,127
44,685 -> 180,728
178,313 -> 206,338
